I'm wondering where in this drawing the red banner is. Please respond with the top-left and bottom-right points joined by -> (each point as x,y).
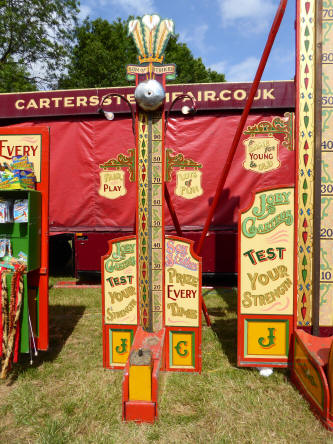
0,81 -> 294,120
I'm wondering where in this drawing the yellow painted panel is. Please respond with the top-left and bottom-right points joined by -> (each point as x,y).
164,238 -> 200,328
294,340 -> 324,410
103,239 -> 138,325
112,330 -> 131,364
240,188 -> 295,316
172,333 -> 193,367
0,134 -> 42,181
247,321 -> 287,356
129,365 -> 152,401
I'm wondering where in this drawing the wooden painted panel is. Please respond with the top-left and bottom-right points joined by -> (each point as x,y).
129,366 -> 152,401
296,0 -> 315,326
238,185 -> 295,367
136,110 -> 165,332
110,329 -> 133,365
169,331 -> 195,368
0,133 -> 42,181
165,237 -> 200,327
245,319 -> 288,357
294,336 -> 325,411
319,0 -> 333,327
240,187 -> 294,316
103,237 -> 138,326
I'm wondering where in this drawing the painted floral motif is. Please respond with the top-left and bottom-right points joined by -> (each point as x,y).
297,0 -> 315,326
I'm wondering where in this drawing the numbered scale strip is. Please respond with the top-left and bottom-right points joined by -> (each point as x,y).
320,3 -> 333,297
137,111 -> 164,332
149,111 -> 164,332
138,112 -> 151,330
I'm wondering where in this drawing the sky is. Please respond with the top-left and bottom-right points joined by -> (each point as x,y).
78,0 -> 296,83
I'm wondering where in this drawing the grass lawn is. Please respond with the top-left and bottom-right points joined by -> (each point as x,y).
0,280 -> 332,443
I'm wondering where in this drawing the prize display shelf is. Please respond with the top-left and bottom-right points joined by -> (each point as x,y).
0,189 -> 42,353
0,189 -> 41,271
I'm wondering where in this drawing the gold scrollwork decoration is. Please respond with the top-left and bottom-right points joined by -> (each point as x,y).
99,148 -> 136,182
244,112 -> 294,150
165,148 -> 202,182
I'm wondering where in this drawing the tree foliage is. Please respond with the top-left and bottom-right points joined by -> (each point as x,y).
58,18 -> 226,89
0,58 -> 37,93
0,0 -> 79,90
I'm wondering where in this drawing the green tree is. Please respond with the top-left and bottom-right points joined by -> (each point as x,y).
0,0 -> 80,90
0,58 -> 37,93
58,18 -> 226,89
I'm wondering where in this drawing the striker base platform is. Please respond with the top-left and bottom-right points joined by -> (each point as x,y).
122,327 -> 165,423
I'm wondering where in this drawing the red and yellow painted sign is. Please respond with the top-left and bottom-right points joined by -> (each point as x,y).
170,331 -> 194,368
98,170 -> 127,199
0,134 -> 42,181
245,320 -> 288,357
165,238 -> 200,327
110,329 -> 133,365
103,238 -> 138,325
175,170 -> 203,199
238,186 -> 295,367
240,188 -> 294,315
0,81 -> 294,120
243,136 -> 280,174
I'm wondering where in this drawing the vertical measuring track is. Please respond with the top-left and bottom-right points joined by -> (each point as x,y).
137,111 -> 150,331
150,112 -> 164,332
312,0 -> 323,336
318,1 -> 333,331
137,110 -> 164,332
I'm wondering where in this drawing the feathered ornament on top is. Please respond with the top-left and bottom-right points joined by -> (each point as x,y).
128,15 -> 174,64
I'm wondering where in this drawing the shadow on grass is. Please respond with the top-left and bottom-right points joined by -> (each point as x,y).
9,304 -> 85,383
211,317 -> 238,366
203,286 -> 238,366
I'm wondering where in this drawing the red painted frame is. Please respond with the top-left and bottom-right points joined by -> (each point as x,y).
0,126 -> 50,351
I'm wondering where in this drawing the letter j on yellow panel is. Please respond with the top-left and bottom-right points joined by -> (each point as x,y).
245,320 -> 289,357
110,330 -> 132,365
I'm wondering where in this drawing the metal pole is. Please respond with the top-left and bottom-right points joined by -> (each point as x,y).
196,0 -> 288,255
